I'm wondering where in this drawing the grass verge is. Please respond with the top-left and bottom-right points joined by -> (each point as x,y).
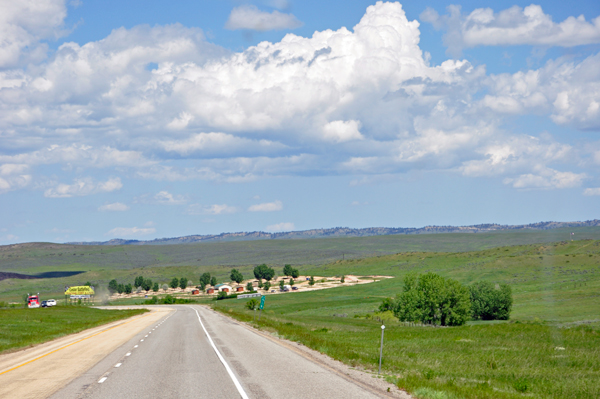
0,306 -> 147,354
213,286 -> 600,398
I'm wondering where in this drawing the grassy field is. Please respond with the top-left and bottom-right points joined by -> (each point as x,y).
1,233 -> 599,397
209,239 -> 600,399
2,227 -> 600,302
0,306 -> 147,354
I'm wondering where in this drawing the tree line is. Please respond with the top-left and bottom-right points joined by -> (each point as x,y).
107,264 -> 303,295
379,272 -> 513,326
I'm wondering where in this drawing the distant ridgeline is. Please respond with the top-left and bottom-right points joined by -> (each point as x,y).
66,219 -> 600,246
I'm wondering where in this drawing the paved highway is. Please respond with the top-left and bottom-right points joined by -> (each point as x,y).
53,305 -> 394,398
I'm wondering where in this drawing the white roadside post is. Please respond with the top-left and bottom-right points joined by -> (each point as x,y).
378,324 -> 385,374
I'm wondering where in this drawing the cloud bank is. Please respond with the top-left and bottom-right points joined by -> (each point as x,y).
225,5 -> 303,31
0,1 -> 598,198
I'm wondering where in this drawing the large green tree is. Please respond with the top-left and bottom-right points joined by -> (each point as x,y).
200,272 -> 211,286
108,279 -> 118,293
254,264 -> 275,281
179,277 -> 188,290
230,269 -> 244,284
134,276 -> 144,288
170,277 -> 179,289
142,278 -> 153,291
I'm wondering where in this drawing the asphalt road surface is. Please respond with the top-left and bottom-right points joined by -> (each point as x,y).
49,305 -> 388,399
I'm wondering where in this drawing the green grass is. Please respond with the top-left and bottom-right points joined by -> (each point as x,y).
210,239 -> 600,398
0,306 -> 147,354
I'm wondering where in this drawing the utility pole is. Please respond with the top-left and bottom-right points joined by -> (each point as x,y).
378,324 -> 385,374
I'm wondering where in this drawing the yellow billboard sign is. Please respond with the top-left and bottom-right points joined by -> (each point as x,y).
64,286 -> 95,295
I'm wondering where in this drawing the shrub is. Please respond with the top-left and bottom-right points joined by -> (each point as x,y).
283,264 -> 293,276
210,276 -> 217,286
291,268 -> 300,278
308,276 -> 315,286
379,297 -> 395,312
152,282 -> 159,292
230,269 -> 244,284
246,282 -> 254,291
170,277 -> 179,289
470,281 -> 513,320
163,294 -> 175,304
279,280 -> 285,290
246,298 -> 259,310
217,291 -> 228,300
289,278 -> 294,286
161,284 -> 169,291
179,277 -> 188,290
340,275 -> 345,283
263,281 -> 271,291
117,284 -> 125,294
394,272 -> 471,326
124,283 -> 133,294
253,264 -> 275,281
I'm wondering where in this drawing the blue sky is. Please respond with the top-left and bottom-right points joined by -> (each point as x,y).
1,0 -> 600,243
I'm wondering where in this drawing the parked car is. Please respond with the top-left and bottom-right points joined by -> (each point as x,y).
41,300 -> 48,307
46,299 -> 57,306
292,286 -> 299,290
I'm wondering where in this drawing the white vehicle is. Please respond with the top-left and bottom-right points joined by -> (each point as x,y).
46,299 -> 57,306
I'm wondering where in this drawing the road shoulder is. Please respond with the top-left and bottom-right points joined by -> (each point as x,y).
201,305 -> 411,399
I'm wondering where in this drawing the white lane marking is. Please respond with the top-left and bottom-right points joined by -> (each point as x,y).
98,377 -> 107,383
126,353 -> 131,356
115,363 -> 122,368
145,335 -> 148,337
141,339 -> 144,342
192,307 -> 249,399
134,345 -> 138,348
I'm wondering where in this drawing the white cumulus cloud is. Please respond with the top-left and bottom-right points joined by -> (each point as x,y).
107,226 -> 156,237
44,177 -> 122,198
187,203 -> 238,215
98,202 -> 129,211
322,120 -> 364,143
0,0 -> 68,68
266,222 -> 295,232
583,187 -> 600,196
248,200 -> 283,212
422,4 -> 600,56
225,5 -> 303,31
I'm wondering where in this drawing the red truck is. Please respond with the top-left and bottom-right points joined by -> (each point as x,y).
27,294 -> 40,308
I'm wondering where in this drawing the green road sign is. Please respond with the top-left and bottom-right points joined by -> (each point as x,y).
259,295 -> 266,310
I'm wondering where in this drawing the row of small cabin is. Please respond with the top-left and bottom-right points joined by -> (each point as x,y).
205,284 -> 244,294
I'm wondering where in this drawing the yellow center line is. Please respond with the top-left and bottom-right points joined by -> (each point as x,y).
0,312 -> 153,376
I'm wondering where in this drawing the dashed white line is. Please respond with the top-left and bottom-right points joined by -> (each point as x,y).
134,345 -> 138,348
115,363 -> 122,368
141,339 -> 144,342
98,377 -> 107,384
